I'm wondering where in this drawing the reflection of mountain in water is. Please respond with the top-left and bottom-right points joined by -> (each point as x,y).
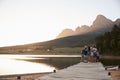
19,57 -> 80,70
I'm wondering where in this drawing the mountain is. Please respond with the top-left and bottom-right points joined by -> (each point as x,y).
0,33 -> 96,54
74,25 -> 90,35
56,29 -> 74,38
56,15 -> 115,38
0,15 -> 119,54
115,19 -> 120,26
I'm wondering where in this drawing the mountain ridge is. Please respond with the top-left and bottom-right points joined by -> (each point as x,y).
56,15 -> 117,38
0,14 -> 120,54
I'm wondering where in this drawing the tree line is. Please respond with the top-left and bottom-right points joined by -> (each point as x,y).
96,24 -> 120,55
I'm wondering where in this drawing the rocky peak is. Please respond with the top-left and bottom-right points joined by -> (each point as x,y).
75,26 -> 81,32
81,25 -> 89,29
115,19 -> 120,26
56,29 -> 74,38
96,15 -> 106,20
91,14 -> 113,29
56,15 -> 119,38
73,25 -> 90,35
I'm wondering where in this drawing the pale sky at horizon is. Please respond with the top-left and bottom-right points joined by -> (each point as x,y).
0,0 -> 120,47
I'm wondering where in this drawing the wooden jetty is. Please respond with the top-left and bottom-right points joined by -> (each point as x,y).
36,62 -> 112,80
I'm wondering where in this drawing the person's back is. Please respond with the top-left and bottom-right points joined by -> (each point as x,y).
84,48 -> 88,55
81,48 -> 88,62
81,49 -> 85,62
96,51 -> 100,62
81,49 -> 85,57
87,46 -> 91,62
92,45 -> 98,62
92,45 -> 97,53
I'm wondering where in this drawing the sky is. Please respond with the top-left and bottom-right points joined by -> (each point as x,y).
0,0 -> 120,47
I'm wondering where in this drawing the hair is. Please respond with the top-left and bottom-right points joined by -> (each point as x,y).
93,45 -> 96,48
88,46 -> 90,51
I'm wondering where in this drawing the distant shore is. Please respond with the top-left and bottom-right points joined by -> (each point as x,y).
101,55 -> 120,59
0,53 -> 120,59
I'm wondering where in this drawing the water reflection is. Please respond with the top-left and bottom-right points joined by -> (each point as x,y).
22,57 -> 81,70
0,55 -> 80,75
0,55 -> 55,75
100,58 -> 120,66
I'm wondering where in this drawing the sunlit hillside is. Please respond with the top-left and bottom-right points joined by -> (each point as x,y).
0,15 -> 120,54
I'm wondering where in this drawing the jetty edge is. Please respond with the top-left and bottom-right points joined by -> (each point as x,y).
36,62 -> 112,80
0,72 -> 52,80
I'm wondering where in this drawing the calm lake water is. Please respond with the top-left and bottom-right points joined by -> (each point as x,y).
0,55 -> 119,76
0,55 -> 81,76
100,58 -> 120,66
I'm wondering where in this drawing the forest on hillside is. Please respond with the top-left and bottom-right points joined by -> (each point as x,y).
96,24 -> 120,55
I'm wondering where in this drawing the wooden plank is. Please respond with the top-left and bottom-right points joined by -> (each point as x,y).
36,62 -> 112,80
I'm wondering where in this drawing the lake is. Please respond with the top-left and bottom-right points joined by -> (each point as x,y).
0,54 -> 119,76
100,58 -> 120,66
0,55 -> 81,76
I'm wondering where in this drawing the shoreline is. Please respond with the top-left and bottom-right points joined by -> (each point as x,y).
101,55 -> 120,59
0,66 -> 120,80
108,69 -> 120,80
0,72 -> 52,80
0,55 -> 120,80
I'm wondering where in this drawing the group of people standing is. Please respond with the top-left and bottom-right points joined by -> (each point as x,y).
81,45 -> 100,62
